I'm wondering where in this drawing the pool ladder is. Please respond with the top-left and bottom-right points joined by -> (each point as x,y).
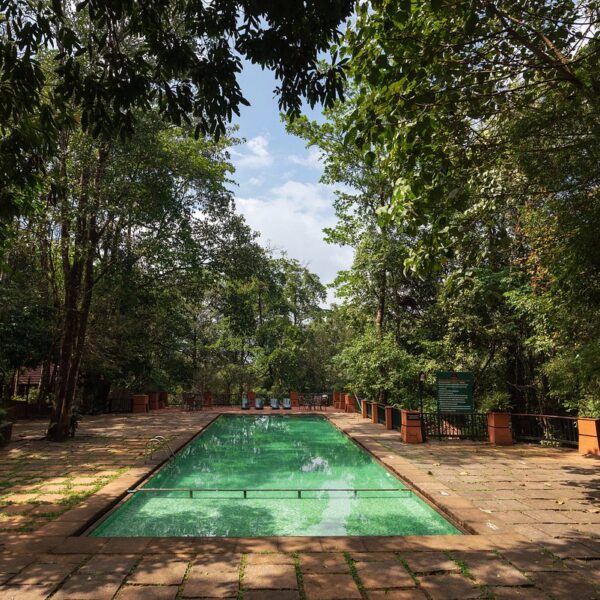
144,435 -> 176,463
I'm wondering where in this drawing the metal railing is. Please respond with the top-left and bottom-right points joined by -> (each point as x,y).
511,413 -> 578,447
377,404 -> 386,425
391,407 -> 401,430
421,412 -> 488,441
144,436 -> 176,462
127,487 -> 412,499
366,402 -> 372,419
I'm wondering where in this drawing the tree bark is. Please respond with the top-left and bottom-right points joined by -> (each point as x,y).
47,144 -> 107,441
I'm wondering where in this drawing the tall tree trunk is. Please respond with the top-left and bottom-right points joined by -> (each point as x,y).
47,144 -> 106,441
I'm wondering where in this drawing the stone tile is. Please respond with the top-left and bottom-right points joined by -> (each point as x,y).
355,560 -> 415,590
351,552 -> 398,563
499,548 -> 566,572
246,553 -> 294,565
0,584 -> 57,599
399,551 -> 459,573
29,504 -> 65,516
244,591 -> 299,600
52,572 -> 125,600
302,573 -> 361,599
78,554 -> 137,574
417,573 -> 481,599
52,537 -> 106,554
299,553 -> 349,573
452,552 -> 531,586
128,557 -> 188,585
117,585 -> 179,600
183,567 -> 239,598
0,504 -> 35,515
98,538 -> 149,554
0,556 -> 34,573
369,591 -> 427,600
193,554 -> 241,571
491,588 -> 550,599
529,571 -> 598,599
243,563 -> 297,589
564,559 -> 600,586
8,562 -> 75,585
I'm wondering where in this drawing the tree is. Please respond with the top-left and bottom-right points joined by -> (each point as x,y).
0,0 -> 354,246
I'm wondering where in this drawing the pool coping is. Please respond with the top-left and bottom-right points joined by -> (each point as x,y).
13,409 -> 504,550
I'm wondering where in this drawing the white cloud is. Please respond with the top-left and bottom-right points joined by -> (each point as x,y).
248,177 -> 263,186
288,148 -> 324,169
235,135 -> 273,169
235,180 -> 353,303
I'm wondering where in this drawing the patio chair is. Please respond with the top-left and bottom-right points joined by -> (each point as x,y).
241,397 -> 250,410
255,397 -> 264,410
270,398 -> 280,410
282,398 -> 292,410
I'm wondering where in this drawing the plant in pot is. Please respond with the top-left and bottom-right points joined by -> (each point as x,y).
0,407 -> 14,447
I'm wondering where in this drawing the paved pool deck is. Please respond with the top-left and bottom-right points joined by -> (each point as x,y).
0,408 -> 598,599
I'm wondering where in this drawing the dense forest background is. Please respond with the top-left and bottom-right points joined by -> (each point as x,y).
1,1 -> 599,437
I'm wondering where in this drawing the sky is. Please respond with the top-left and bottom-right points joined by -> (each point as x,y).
229,62 -> 353,304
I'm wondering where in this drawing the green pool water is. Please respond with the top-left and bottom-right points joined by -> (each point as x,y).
91,415 -> 460,537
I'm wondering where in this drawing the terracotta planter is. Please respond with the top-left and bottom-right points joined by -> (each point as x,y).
132,394 -> 149,413
487,412 -> 513,446
290,391 -> 299,407
148,392 -> 159,410
345,394 -> 355,413
578,418 -> 600,456
401,410 -> 423,443
0,422 -> 13,446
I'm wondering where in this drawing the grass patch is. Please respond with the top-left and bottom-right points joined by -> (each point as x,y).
343,552 -> 368,599
292,552 -> 307,600
238,554 -> 248,600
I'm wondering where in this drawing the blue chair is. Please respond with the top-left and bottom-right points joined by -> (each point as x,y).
255,398 -> 264,410
282,398 -> 292,410
270,398 -> 280,410
241,397 -> 250,410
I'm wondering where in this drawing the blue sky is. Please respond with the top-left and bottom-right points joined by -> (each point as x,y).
230,62 -> 353,304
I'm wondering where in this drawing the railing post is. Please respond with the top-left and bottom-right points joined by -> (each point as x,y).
487,412 -> 513,445
384,406 -> 393,430
361,399 -> 368,419
401,410 -> 424,443
370,402 -> 378,424
578,418 -> 600,456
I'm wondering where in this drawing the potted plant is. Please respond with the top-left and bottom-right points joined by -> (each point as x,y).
0,407 -> 14,447
482,391 -> 513,445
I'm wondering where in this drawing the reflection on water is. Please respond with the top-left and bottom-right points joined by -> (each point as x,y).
91,415 -> 460,537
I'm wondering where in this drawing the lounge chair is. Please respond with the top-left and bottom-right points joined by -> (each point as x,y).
255,398 -> 264,410
270,398 -> 280,410
282,398 -> 292,410
241,397 -> 250,410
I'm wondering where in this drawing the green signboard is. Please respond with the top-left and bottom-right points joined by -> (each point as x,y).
436,371 -> 474,413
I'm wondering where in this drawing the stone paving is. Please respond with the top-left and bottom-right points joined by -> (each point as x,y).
0,409 -> 598,599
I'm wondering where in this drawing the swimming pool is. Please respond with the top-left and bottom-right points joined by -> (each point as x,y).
90,414 -> 460,537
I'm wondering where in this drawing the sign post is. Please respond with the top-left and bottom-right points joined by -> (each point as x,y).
436,372 -> 474,413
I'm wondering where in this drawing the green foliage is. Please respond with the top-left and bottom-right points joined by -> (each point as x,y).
0,0 -> 353,247
334,327 -> 421,407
